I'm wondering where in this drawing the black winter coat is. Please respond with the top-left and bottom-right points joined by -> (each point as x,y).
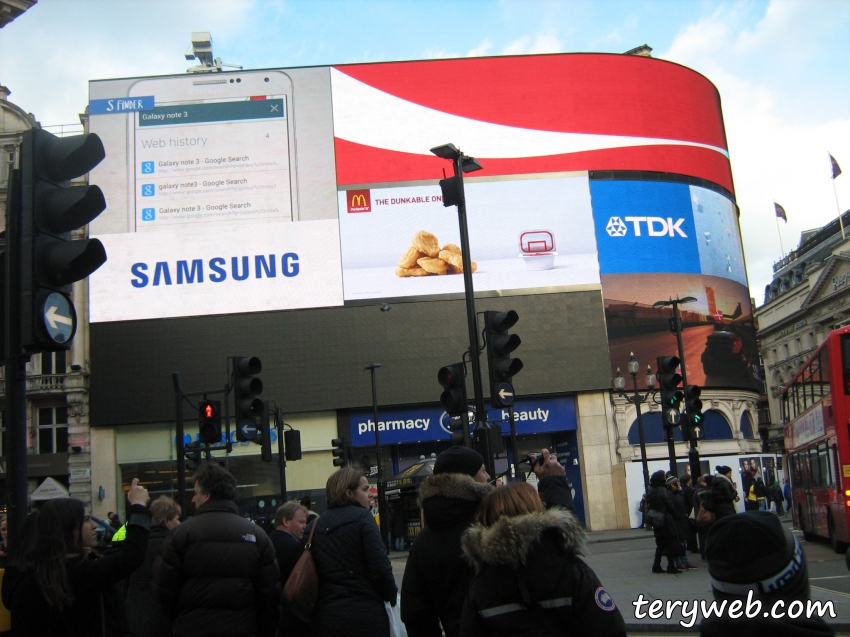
307,503 -> 398,637
1,504 -> 151,637
646,482 -> 681,538
401,473 -> 574,637
269,529 -> 309,637
125,524 -> 173,637
711,474 -> 738,519
460,508 -> 626,637
401,473 -> 492,637
152,499 -> 280,637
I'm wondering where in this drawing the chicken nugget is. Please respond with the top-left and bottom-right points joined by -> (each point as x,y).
396,266 -> 430,277
399,246 -> 425,269
441,243 -> 461,254
470,261 -> 477,273
412,231 -> 440,257
447,264 -> 462,275
416,257 -> 449,276
439,250 -> 464,270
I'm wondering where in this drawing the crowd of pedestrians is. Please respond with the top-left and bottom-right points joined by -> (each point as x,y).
0,452 -> 826,637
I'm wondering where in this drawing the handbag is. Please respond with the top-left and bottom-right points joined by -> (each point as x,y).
645,509 -> 665,528
696,503 -> 715,525
283,516 -> 320,623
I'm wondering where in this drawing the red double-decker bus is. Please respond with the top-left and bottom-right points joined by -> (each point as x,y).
783,326 -> 850,553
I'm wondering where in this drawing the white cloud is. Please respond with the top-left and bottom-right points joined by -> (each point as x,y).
658,0 -> 850,300
501,33 -> 562,56
467,39 -> 493,57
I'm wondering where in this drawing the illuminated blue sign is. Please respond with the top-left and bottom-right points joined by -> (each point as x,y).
349,395 -> 576,446
591,180 -> 700,275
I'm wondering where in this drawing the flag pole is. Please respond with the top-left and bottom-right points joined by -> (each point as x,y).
830,152 -> 845,240
775,213 -> 785,256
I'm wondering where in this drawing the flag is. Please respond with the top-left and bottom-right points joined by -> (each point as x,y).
830,153 -> 842,179
775,202 -> 787,222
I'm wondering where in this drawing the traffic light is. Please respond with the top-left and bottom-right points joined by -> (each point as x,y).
233,356 -> 263,441
185,440 -> 202,472
438,363 -> 467,416
198,400 -> 222,444
332,438 -> 348,467
284,429 -> 302,461
446,416 -> 467,446
19,129 -> 108,353
657,356 -> 683,428
683,385 -> 704,441
484,310 -> 522,408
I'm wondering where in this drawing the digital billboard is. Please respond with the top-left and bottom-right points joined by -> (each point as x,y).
337,176 -> 599,301
591,179 -> 759,391
85,53 -> 755,423
89,69 -> 343,321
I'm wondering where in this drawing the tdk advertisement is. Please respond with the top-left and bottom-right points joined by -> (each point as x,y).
591,180 -> 700,275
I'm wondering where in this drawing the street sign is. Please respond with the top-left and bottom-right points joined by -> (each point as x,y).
42,292 -> 77,344
238,419 -> 258,441
494,382 -> 515,407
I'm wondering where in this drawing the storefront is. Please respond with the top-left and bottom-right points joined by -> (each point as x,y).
348,394 -> 586,524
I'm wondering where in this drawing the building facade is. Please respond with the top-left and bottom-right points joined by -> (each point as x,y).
3,51 -> 766,530
756,213 -> 850,452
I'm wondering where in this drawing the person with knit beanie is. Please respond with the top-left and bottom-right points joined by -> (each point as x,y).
699,511 -> 833,637
401,446 -> 572,637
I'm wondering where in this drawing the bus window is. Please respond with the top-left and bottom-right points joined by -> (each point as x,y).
801,365 -> 812,410
842,335 -> 850,394
818,443 -> 832,487
811,357 -> 821,402
809,447 -> 820,487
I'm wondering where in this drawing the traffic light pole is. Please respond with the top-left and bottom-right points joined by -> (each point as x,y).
452,155 -> 493,477
172,373 -> 187,518
275,407 -> 287,501
366,364 -> 389,552
4,168 -> 30,545
671,301 -> 701,480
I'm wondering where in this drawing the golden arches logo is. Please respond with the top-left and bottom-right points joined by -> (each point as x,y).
351,194 -> 367,207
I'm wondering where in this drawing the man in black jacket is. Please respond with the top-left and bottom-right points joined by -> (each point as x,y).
270,501 -> 309,637
153,463 -> 281,637
401,446 -> 572,637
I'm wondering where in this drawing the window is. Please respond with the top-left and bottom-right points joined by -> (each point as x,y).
37,406 -> 69,454
40,352 -> 67,375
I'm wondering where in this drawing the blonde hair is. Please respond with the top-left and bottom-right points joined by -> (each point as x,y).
325,465 -> 366,509
476,481 -> 544,527
150,496 -> 181,527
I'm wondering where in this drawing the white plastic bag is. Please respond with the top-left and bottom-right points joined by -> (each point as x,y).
385,594 -> 407,637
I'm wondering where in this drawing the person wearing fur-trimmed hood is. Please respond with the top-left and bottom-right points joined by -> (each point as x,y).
400,447 -> 571,637
459,481 -> 626,637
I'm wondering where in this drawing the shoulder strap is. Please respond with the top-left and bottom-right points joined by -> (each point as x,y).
305,516 -> 320,548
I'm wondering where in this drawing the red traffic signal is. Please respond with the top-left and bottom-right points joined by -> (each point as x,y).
198,400 -> 221,444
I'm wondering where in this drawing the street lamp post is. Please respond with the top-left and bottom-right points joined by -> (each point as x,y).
613,353 -> 656,493
364,363 -> 389,552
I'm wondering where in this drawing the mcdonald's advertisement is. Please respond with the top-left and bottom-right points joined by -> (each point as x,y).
336,175 -> 601,301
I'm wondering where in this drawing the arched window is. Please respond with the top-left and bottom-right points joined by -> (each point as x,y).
627,409 -> 733,444
740,412 -> 756,439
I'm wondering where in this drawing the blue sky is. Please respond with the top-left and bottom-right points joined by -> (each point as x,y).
1,0 -> 848,299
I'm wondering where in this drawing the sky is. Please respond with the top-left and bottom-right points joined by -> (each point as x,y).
1,0 -> 848,302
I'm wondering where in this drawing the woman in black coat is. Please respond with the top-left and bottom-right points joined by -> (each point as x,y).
460,481 -> 626,637
711,466 -> 739,519
125,496 -> 181,637
307,466 -> 398,637
1,479 -> 151,637
646,470 -> 683,574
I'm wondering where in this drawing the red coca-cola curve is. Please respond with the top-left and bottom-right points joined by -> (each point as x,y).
332,54 -> 728,149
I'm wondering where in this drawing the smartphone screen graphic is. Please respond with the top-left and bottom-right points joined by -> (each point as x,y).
129,72 -> 295,231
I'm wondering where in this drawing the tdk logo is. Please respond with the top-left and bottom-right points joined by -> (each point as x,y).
605,216 -> 688,238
